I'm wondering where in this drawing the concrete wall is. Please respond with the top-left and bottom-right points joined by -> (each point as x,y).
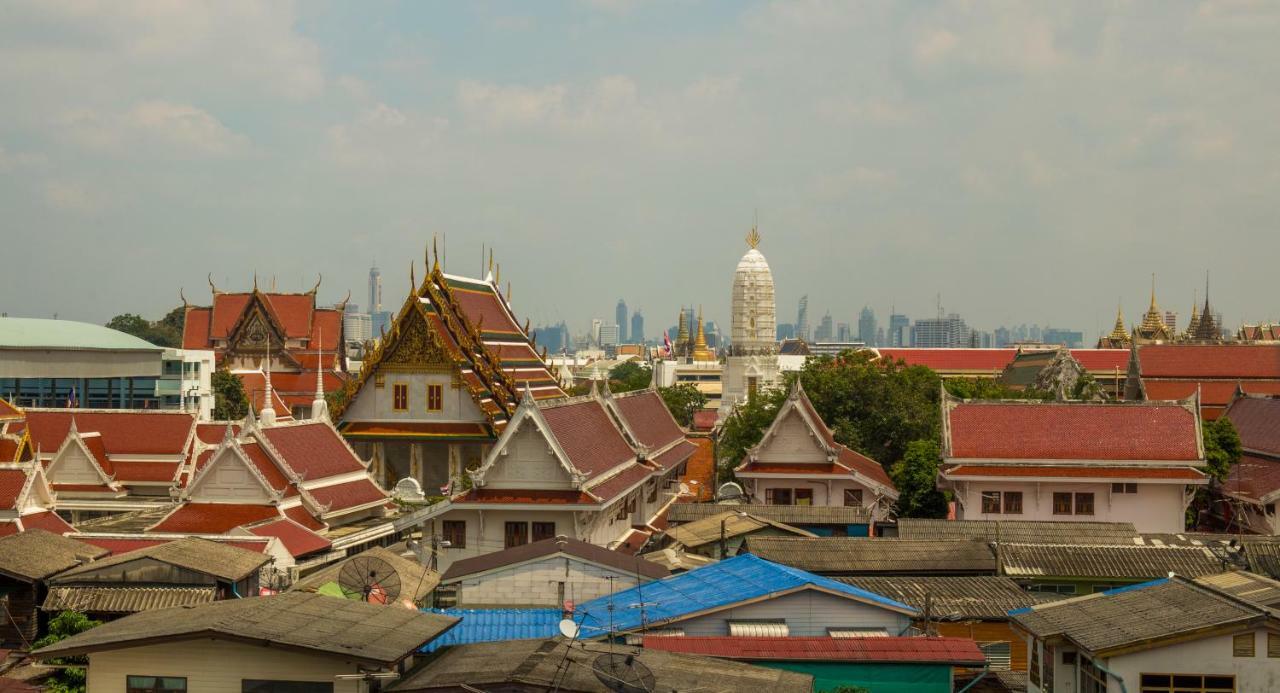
430,502 -> 639,574
952,480 -> 1187,533
450,555 -> 645,608
0,349 -> 160,379
747,477 -> 882,516
343,371 -> 485,424
188,447 -> 274,503
483,424 -> 574,490
671,588 -> 911,637
85,638 -> 366,693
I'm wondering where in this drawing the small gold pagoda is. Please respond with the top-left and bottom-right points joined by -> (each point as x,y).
691,307 -> 716,362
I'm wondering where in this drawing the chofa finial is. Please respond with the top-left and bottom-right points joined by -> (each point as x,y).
746,226 -> 761,249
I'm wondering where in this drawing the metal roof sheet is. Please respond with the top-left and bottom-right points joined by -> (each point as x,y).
0,317 -> 161,351
42,585 -> 216,613
420,608 -> 562,653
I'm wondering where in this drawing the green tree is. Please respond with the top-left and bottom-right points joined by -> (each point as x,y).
889,439 -> 950,518
798,351 -> 942,466
716,386 -> 789,476
104,313 -> 152,341
212,369 -> 250,420
1203,417 -> 1243,482
658,383 -> 708,427
608,361 -> 652,393
944,377 -> 1046,401
33,611 -> 101,693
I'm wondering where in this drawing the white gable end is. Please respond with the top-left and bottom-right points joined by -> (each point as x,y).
483,423 -> 575,490
755,408 -> 828,465
188,447 -> 275,503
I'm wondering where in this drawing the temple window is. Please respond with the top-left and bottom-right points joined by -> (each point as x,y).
427,384 -> 443,412
392,383 -> 408,411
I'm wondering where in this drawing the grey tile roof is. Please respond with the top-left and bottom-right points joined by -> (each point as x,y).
898,519 -> 1139,544
746,537 -> 997,575
42,585 -> 216,613
1011,576 -> 1271,655
52,537 -> 268,583
388,638 -> 814,692
440,536 -> 668,582
665,512 -> 815,549
836,576 -> 1059,620
290,546 -> 440,602
32,592 -> 457,665
998,543 -> 1228,580
0,529 -> 109,582
1194,571 -> 1280,608
668,502 -> 871,525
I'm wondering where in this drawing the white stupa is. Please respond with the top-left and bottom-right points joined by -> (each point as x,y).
720,226 -> 780,417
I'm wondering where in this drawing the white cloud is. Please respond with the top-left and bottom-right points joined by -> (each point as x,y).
61,101 -> 248,156
915,28 -> 958,64
43,180 -> 106,215
0,145 -> 46,172
457,76 -> 659,136
457,81 -> 568,128
326,103 -> 448,169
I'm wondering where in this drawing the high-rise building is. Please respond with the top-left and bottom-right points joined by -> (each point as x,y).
836,322 -> 852,343
795,295 -> 810,342
599,323 -> 620,347
342,304 -> 372,344
994,326 -> 1012,347
616,299 -> 629,343
590,318 -> 603,346
889,312 -> 910,348
911,313 -> 971,348
858,306 -> 878,346
705,320 -> 722,349
630,311 -> 644,344
368,264 -> 382,314
776,323 -> 795,340
814,312 -> 834,342
1042,328 -> 1084,349
1164,311 -> 1178,334
532,322 -> 570,354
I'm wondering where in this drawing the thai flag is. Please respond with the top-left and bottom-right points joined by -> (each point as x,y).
440,480 -> 452,496
662,330 -> 672,355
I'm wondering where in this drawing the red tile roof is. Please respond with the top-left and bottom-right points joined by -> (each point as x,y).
0,522 -> 17,537
283,504 -> 326,531
1069,350 -> 1131,372
51,483 -> 119,493
247,518 -> 331,557
651,439 -> 698,472
195,423 -> 238,445
149,503 -> 281,534
80,434 -> 113,475
73,536 -> 273,556
946,401 -> 1201,461
878,348 -> 1017,373
739,462 -> 846,475
19,511 -> 75,535
0,400 -> 22,421
1226,396 -> 1280,456
239,442 -> 292,493
614,391 -> 685,451
1142,381 -> 1280,412
1222,454 -> 1280,504
307,478 -> 387,511
944,465 -> 1206,480
181,306 -> 212,349
1137,344 -> 1280,379
614,528 -> 651,555
691,409 -> 719,432
587,464 -> 653,502
839,447 -> 894,487
453,488 -> 597,505
25,410 -> 195,456
642,636 -> 986,665
0,468 -> 29,509
0,438 -> 23,463
234,372 -> 293,419
261,422 -> 366,479
539,400 -> 634,479
111,461 -> 179,484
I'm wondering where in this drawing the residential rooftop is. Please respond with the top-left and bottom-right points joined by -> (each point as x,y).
746,537 -> 998,575
0,529 -> 108,582
667,502 -> 872,526
440,536 -> 668,582
52,536 -> 268,583
836,576 -> 1060,620
896,518 -> 1139,544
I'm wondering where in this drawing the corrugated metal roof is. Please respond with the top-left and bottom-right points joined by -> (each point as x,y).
668,503 -> 871,525
421,608 -> 562,653
570,553 -> 917,636
747,537 -> 997,575
898,519 -> 1139,544
998,542 -> 1226,579
42,585 -> 215,613
642,635 -> 987,665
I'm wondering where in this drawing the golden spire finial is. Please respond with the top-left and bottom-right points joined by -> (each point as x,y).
432,235 -> 440,273
1149,273 -> 1158,311
746,225 -> 761,249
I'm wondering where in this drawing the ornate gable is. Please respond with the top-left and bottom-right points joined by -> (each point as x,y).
226,293 -> 298,365
382,305 -> 453,372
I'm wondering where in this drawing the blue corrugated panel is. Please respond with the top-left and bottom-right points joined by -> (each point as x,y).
420,608 -> 563,652
571,554 -> 918,637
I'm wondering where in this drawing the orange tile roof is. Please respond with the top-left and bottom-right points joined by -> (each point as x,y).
453,488 -> 596,505
0,468 -> 29,509
247,518 -> 331,557
614,391 -> 685,451
308,478 -> 387,511
679,437 -> 715,502
283,504 -> 327,531
539,399 -> 634,479
1137,344 -> 1280,379
150,503 -> 281,534
111,461 -> 179,484
261,422 -> 366,479
944,464 -> 1205,480
19,511 -> 75,535
25,410 -> 195,456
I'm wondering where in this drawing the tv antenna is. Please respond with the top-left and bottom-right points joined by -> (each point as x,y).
337,555 -> 401,604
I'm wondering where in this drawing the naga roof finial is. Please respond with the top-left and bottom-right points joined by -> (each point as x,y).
746,225 -> 761,249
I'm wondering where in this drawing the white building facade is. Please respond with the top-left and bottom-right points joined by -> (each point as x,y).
720,228 -> 780,418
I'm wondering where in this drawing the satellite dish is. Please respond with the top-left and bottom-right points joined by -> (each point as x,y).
337,555 -> 402,604
558,618 -> 580,639
592,653 -> 656,693
715,482 -> 745,501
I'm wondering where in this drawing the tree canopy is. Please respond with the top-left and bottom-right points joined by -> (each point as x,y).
1203,417 -> 1243,482
34,611 -> 101,693
212,369 -> 249,420
658,383 -> 707,427
608,361 -> 652,393
105,307 -> 184,348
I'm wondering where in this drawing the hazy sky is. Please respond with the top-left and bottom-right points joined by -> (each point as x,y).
2,1 -> 1277,343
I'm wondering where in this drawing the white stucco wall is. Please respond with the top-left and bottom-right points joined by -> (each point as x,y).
449,555 -> 647,608
670,588 -> 911,637
953,480 -> 1187,533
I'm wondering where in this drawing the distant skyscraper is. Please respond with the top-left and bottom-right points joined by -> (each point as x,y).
1043,328 -> 1084,349
994,326 -> 1012,347
795,295 -> 810,342
911,313 -> 971,348
1163,311 -> 1178,333
591,318 -> 603,346
858,307 -> 878,346
532,322 -> 569,354
705,321 -> 722,349
630,311 -> 644,344
889,312 -> 910,348
368,264 -> 382,314
342,306 -> 371,344
616,299 -> 629,343
814,312 -> 834,342
836,322 -> 852,343
776,323 -> 795,340
599,323 -> 620,347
